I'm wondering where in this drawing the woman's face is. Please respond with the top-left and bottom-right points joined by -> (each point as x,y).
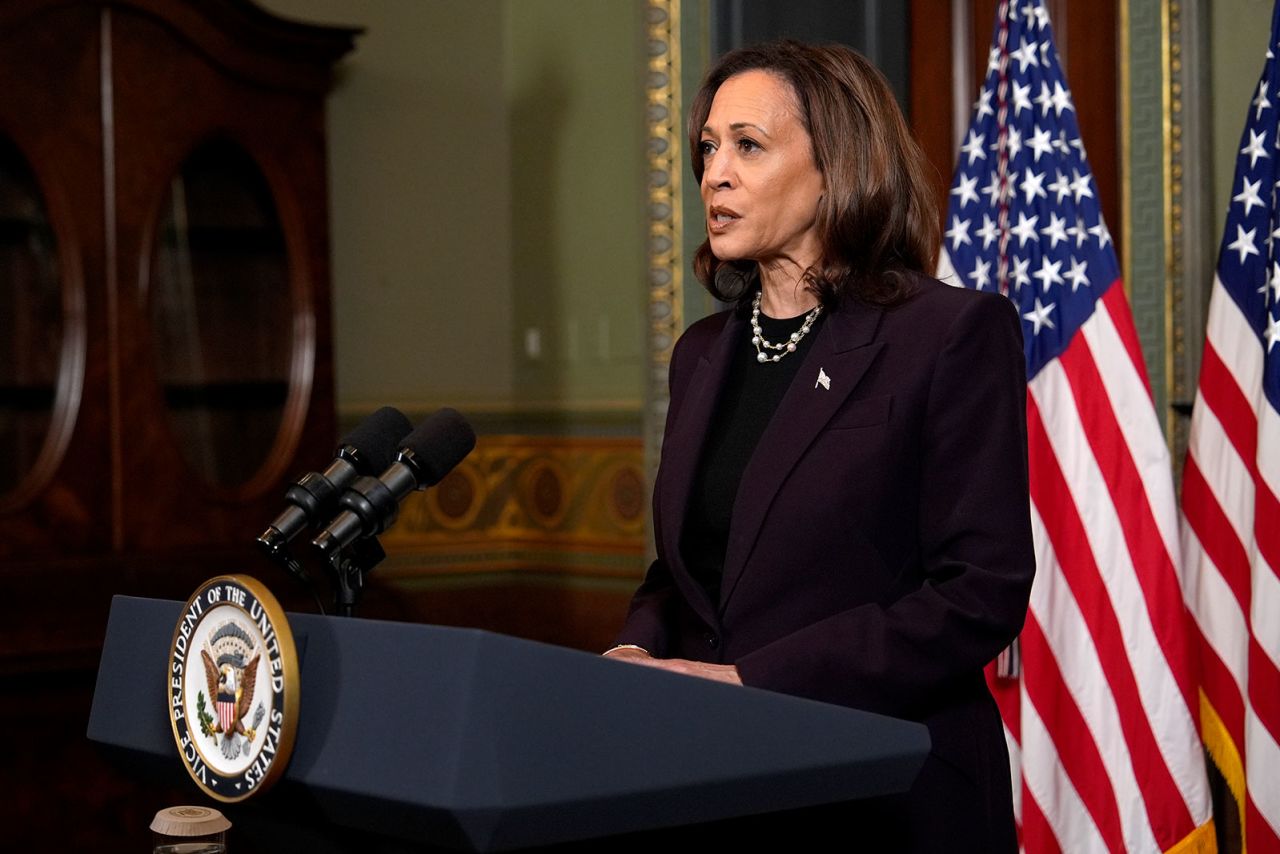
698,70 -> 825,271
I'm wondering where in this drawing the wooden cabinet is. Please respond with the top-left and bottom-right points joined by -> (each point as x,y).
0,0 -> 355,669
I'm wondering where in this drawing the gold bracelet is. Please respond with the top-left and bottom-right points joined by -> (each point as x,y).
603,644 -> 650,657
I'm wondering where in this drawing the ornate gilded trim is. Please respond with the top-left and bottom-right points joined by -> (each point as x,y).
1123,0 -> 1177,445
1121,0 -> 1133,299
1165,0 -> 1185,451
382,435 -> 647,577
645,0 -> 682,482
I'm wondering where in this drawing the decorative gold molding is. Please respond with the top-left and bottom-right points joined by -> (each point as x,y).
381,435 -> 646,575
645,0 -> 682,474
646,0 -> 682,367
1164,0 -> 1184,448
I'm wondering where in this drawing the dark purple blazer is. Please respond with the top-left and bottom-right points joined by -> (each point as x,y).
616,274 -> 1034,849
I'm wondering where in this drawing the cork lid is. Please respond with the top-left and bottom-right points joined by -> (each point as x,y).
150,806 -> 231,836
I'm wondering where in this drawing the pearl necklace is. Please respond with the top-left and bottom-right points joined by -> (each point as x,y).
750,292 -> 822,363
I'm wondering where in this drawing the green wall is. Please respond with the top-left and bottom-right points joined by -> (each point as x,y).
258,0 -> 648,423
1210,0 -> 1275,247
505,0 -> 648,411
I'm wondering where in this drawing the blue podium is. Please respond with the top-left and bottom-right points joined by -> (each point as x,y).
87,595 -> 929,851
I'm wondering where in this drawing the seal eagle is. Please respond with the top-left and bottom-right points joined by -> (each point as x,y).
200,625 -> 260,759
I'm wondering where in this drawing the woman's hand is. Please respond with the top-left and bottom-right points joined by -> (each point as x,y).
606,649 -> 743,686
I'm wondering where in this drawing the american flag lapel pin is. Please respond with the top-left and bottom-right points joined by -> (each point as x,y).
815,367 -> 831,390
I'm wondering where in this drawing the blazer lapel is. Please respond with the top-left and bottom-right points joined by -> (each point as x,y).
719,300 -> 886,610
657,309 -> 747,629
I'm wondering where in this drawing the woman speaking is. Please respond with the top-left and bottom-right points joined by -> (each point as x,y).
606,41 -> 1035,850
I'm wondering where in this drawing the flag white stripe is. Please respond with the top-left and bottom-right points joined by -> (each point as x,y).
1200,289 -> 1280,513
1187,391 -> 1257,555
1203,277 -> 1280,502
1257,403 -> 1280,507
1181,524 -> 1250,697
1031,361 -> 1206,812
1021,695 -> 1110,854
1004,720 -> 1023,824
1246,703 -> 1280,837
1205,275 -> 1265,405
1079,302 -> 1182,562
1079,304 -> 1215,823
1088,301 -> 1217,826
1252,549 -> 1280,674
1190,295 -> 1280,675
1027,502 -> 1159,852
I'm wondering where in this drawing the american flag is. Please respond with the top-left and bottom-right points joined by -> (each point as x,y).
940,1 -> 1215,850
1181,1 -> 1280,849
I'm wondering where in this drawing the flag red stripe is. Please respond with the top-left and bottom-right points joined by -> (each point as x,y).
1021,784 -> 1064,854
1249,637 -> 1280,758
986,662 -> 1022,743
1101,284 -> 1154,400
1182,456 -> 1252,611
1197,321 -> 1280,592
1057,328 -> 1197,708
1197,342 -> 1259,474
1256,482 -> 1280,587
1027,395 -> 1197,843
1193,337 -> 1280,574
1187,311 -> 1280,848
1021,614 -> 1128,853
1198,629 -> 1247,755
1247,792 -> 1280,853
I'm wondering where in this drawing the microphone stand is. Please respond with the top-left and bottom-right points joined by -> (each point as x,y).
325,536 -> 386,618
256,536 -> 329,615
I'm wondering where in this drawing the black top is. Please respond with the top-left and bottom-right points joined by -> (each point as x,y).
680,302 -> 824,603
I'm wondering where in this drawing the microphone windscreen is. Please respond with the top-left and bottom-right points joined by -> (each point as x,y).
339,406 -> 414,474
400,408 -> 477,487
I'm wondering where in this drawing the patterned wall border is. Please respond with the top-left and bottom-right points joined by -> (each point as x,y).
379,435 -> 647,577
1169,0 -> 1215,483
1166,0 -> 1192,474
1165,0 -> 1180,449
1123,0 -> 1179,448
644,0 -> 682,488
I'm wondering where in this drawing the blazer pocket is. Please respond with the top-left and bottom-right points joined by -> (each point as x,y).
827,394 -> 893,430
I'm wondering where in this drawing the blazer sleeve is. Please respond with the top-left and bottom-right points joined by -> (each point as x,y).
613,558 -> 677,657
734,292 -> 1036,716
610,320 -> 708,657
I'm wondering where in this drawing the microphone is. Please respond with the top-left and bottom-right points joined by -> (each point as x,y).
257,406 -> 414,559
312,408 -> 476,556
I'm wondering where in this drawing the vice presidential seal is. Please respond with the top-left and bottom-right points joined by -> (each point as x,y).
167,575 -> 299,802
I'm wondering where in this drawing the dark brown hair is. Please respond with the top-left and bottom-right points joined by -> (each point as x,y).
689,41 -> 940,307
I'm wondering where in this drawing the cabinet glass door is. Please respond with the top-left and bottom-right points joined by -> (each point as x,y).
147,139 -> 291,488
0,136 -> 62,498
